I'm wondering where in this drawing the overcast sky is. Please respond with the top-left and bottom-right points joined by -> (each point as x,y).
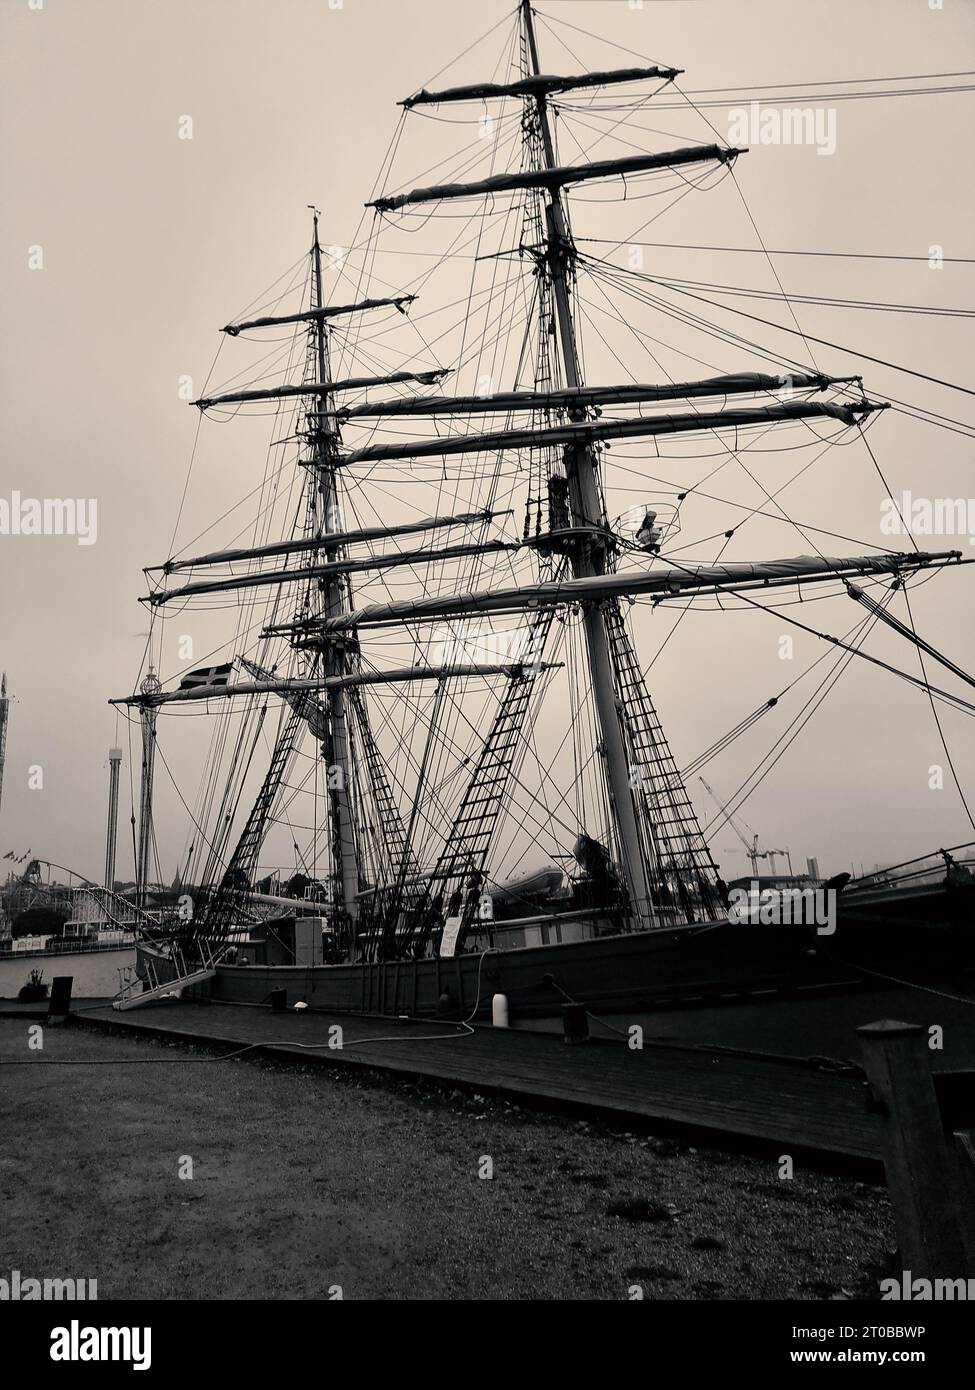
2,0 -> 974,888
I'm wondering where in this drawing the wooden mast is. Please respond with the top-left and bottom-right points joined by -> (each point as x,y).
520,0 -> 653,928
135,668 -> 160,909
309,209 -> 360,940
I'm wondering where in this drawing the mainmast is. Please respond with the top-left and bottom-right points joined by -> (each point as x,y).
309,208 -> 360,936
520,0 -> 653,926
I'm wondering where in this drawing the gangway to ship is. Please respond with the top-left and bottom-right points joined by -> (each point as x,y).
112,940 -> 223,1011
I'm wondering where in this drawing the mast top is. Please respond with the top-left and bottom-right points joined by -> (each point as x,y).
308,204 -> 321,244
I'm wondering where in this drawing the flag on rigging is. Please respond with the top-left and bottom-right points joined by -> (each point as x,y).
178,662 -> 233,691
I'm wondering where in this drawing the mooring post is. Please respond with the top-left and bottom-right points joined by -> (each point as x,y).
562,1002 -> 589,1045
47,975 -> 73,1021
952,1130 -> 975,1267
857,1019 -> 971,1278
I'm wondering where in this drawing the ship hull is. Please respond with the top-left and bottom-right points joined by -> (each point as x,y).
136,890 -> 973,1022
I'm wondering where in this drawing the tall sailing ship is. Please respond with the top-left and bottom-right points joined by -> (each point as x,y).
114,2 -> 973,1020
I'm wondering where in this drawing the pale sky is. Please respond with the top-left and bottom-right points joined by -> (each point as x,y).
2,0 -> 974,888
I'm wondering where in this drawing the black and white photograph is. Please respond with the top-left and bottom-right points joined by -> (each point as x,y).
1,0 -> 973,1357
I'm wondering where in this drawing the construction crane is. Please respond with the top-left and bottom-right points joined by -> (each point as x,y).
698,777 -> 793,877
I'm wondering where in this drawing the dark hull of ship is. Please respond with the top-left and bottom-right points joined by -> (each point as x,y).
137,887 -> 973,1022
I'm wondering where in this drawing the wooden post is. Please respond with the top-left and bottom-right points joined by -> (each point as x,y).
953,1130 -> 975,1267
47,975 -> 73,1020
562,1003 -> 589,1045
857,1019 -> 970,1278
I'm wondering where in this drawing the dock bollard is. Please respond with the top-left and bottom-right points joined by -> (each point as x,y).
562,1002 -> 589,1045
48,976 -> 73,1021
270,987 -> 287,1013
492,993 -> 509,1028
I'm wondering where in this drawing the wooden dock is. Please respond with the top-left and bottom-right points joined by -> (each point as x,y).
74,997 -> 897,1166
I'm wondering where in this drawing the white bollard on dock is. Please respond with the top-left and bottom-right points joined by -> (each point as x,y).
491,992 -> 509,1028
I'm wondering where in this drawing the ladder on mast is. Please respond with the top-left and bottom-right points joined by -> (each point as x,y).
201,703 -> 306,942
603,602 -> 724,922
405,608 -> 558,954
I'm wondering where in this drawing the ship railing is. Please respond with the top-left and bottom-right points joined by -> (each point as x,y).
114,958 -> 158,1004
846,841 -> 975,894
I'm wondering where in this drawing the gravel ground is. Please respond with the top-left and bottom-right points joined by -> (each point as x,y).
0,1018 -> 895,1300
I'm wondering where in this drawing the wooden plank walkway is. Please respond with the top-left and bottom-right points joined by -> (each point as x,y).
582,981 -> 975,1066
76,999 -> 885,1166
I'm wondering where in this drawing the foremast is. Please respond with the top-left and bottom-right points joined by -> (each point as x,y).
167,216 -> 451,952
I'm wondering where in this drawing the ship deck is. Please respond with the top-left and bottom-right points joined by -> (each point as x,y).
74,980 -> 975,1170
